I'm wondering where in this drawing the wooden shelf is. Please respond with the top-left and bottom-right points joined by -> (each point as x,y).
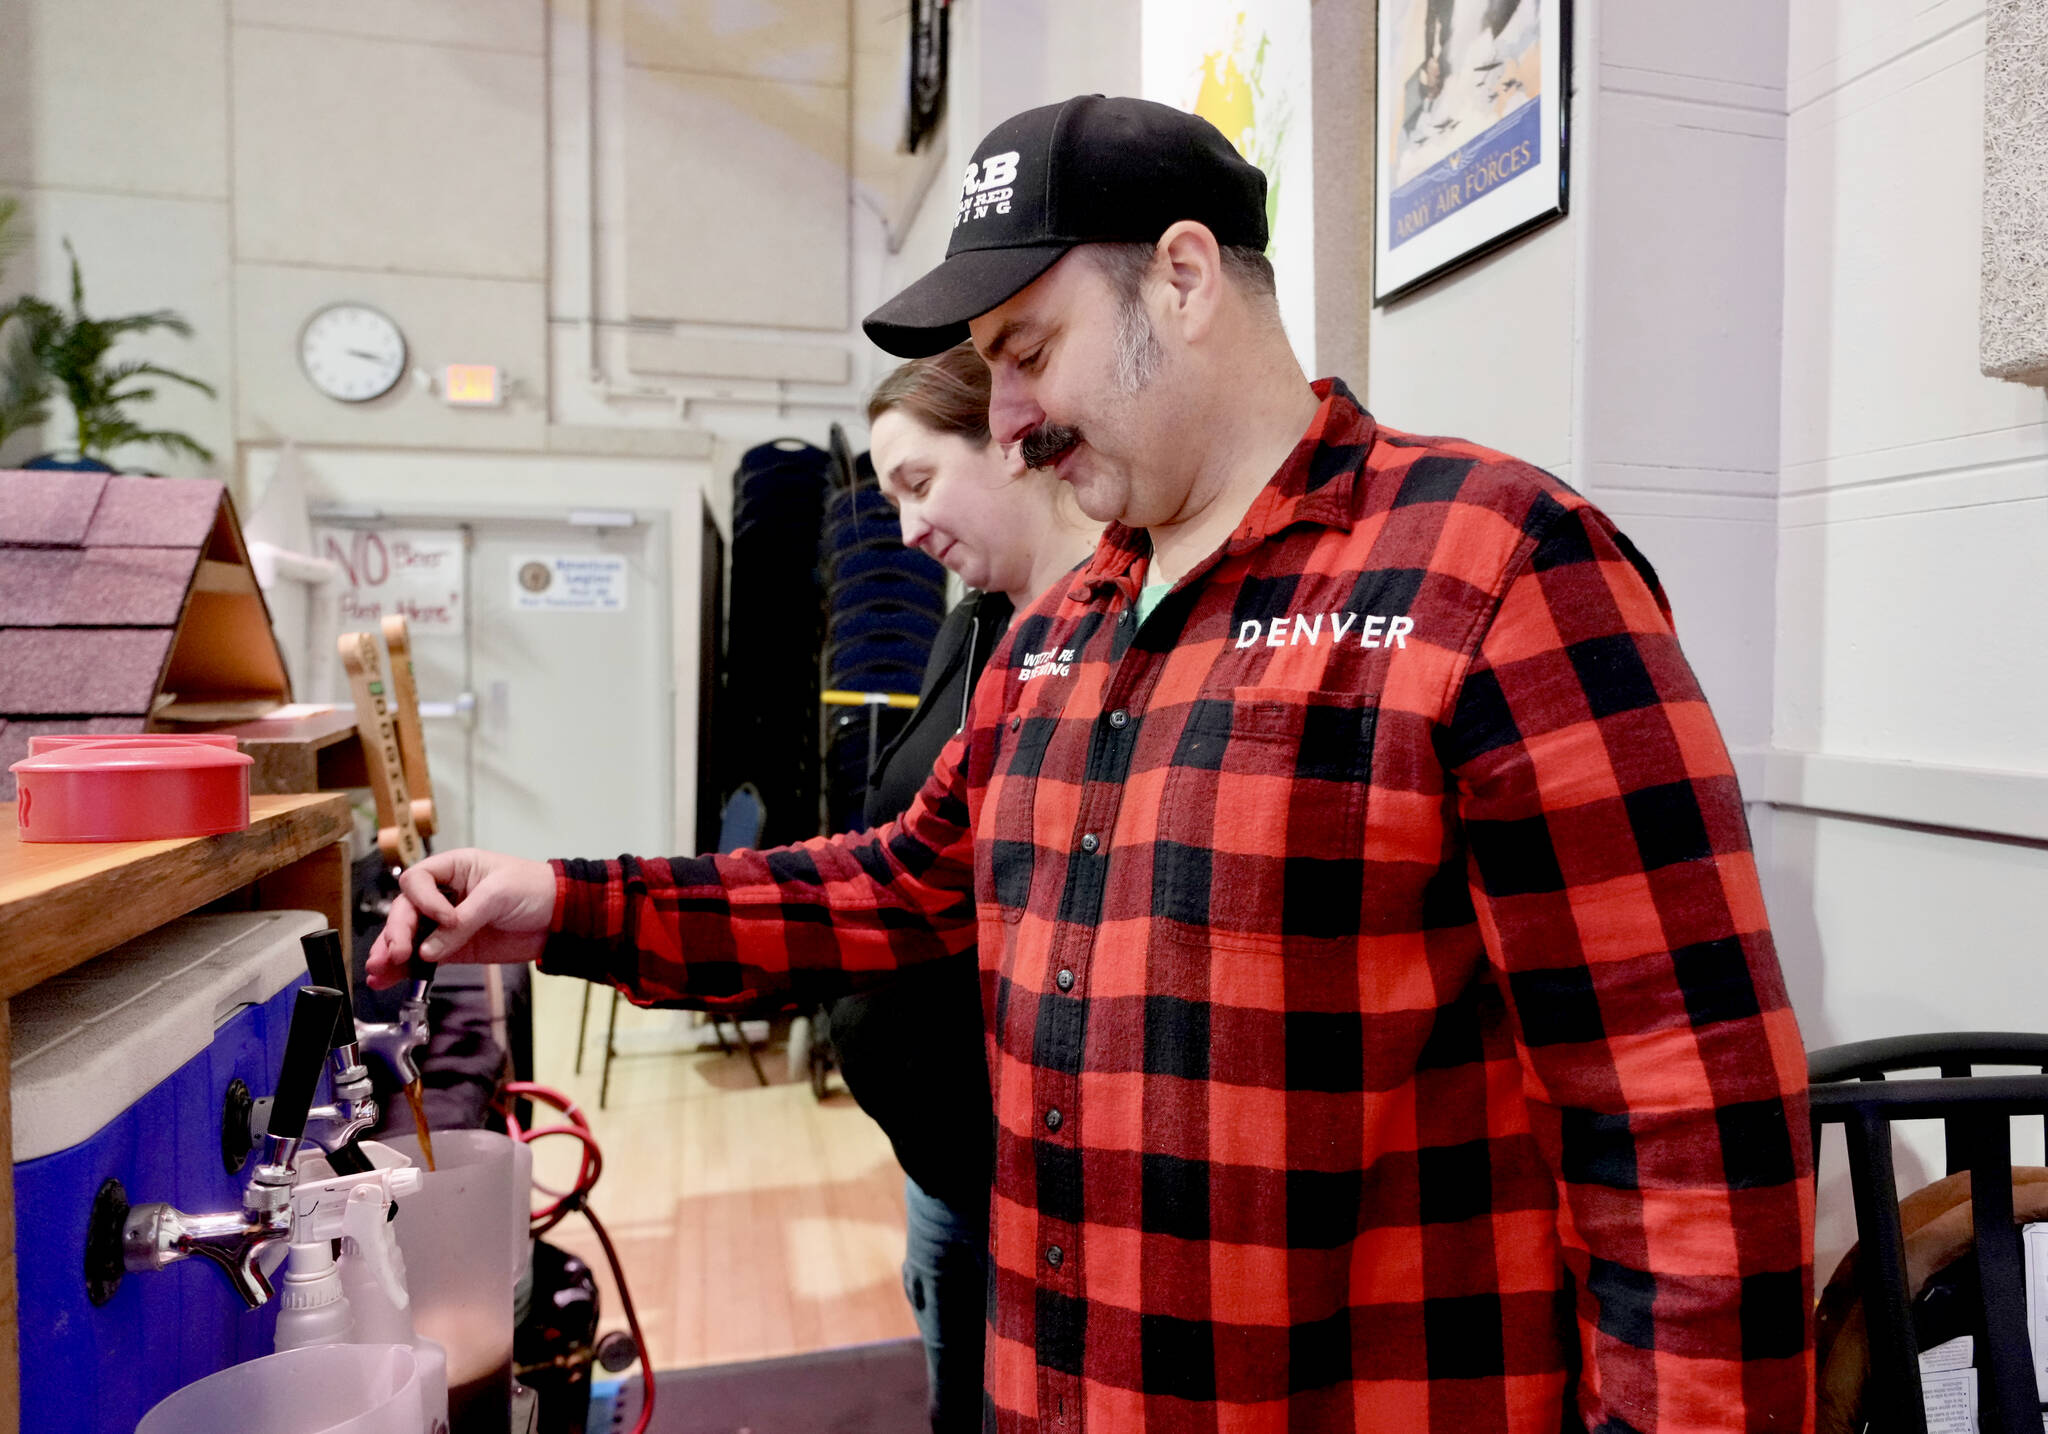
0,791 -> 352,1001
194,707 -> 370,794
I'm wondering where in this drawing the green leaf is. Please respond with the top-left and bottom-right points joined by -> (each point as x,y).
11,236 -> 219,464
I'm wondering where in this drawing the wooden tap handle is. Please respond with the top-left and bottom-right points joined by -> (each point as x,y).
338,630 -> 425,870
379,615 -> 437,839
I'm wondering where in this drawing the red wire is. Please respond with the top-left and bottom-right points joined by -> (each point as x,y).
501,1080 -> 656,1434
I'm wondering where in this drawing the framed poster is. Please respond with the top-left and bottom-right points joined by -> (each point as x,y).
1373,0 -> 1570,303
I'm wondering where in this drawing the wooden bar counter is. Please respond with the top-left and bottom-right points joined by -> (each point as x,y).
0,792 -> 353,1433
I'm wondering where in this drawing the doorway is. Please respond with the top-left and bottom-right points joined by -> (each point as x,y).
313,510 -> 674,860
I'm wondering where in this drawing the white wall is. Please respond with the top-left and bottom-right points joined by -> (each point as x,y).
1578,0 -> 1787,763
0,0 -> 237,472
1773,0 -> 2048,996
1772,0 -> 2048,1270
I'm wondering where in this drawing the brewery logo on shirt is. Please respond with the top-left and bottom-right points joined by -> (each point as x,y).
956,150 -> 1020,227
1235,611 -> 1414,650
1020,646 -> 1075,682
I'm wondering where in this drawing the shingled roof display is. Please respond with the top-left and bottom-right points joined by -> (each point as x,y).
0,470 -> 292,801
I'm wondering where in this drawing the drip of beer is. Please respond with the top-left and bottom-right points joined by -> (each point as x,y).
405,1079 -> 437,1171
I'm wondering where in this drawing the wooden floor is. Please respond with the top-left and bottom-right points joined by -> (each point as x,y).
525,974 -> 917,1370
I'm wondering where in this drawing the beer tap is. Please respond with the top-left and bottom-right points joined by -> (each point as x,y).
336,627 -> 437,1089
115,986 -> 345,1308
354,937 -> 435,1087
249,930 -> 379,1173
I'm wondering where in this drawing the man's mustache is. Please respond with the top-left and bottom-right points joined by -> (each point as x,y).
1018,423 -> 1082,470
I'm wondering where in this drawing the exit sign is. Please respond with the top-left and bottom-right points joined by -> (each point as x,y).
443,363 -> 503,407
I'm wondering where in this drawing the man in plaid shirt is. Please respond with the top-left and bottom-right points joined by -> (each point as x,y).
373,97 -> 1813,1432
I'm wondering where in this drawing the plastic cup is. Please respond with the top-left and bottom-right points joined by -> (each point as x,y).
136,1344 -> 423,1434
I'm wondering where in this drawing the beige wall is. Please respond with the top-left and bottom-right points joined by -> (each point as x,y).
1769,0 -> 2048,1272
0,0 -> 236,472
0,0 -> 898,496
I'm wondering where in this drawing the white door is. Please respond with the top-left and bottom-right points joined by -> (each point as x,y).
463,515 -> 672,861
319,513 -> 673,863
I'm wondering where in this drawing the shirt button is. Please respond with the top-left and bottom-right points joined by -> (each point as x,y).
1108,709 -> 1128,729
1046,1245 -> 1064,1268
1079,833 -> 1099,854
1045,1108 -> 1063,1131
1056,968 -> 1075,992
1009,716 -> 1021,732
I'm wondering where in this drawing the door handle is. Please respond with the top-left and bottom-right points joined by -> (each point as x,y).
418,692 -> 478,730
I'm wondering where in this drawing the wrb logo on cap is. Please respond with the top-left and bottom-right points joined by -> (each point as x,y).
957,151 -> 1020,227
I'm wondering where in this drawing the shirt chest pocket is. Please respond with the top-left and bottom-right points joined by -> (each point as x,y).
1154,687 -> 1378,953
973,707 -> 1061,922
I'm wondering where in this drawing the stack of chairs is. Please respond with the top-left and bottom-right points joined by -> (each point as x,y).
726,439 -> 831,846
819,451 -> 946,832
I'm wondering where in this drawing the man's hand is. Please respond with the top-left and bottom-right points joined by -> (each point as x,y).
365,848 -> 557,988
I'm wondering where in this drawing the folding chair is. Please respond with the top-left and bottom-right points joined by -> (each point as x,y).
1809,1032 -> 2048,1434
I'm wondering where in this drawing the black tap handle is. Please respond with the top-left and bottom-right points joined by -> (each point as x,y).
298,929 -> 357,1046
326,1144 -> 376,1176
406,895 -> 453,990
270,986 -> 345,1142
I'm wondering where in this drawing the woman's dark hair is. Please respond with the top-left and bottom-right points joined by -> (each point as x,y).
866,342 -> 992,448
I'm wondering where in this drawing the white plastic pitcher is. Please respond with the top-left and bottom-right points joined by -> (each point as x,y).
385,1130 -> 516,1434
136,1344 -> 423,1434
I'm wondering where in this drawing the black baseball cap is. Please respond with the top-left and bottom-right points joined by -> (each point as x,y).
862,94 -> 1269,358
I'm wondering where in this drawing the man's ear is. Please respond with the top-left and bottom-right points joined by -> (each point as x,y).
1156,221 -> 1224,342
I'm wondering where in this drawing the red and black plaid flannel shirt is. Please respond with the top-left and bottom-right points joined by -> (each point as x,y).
542,380 -> 1815,1433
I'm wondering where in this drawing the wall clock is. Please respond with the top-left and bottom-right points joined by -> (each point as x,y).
299,303 -> 408,403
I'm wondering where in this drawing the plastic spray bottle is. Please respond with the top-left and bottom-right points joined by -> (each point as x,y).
274,1143 -> 451,1432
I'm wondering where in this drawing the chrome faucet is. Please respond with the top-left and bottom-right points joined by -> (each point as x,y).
248,1044 -> 379,1156
347,910 -> 439,1086
122,1136 -> 301,1307
354,984 -> 432,1086
118,985 -> 345,1308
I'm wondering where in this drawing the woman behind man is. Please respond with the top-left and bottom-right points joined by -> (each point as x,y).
828,342 -> 1096,1433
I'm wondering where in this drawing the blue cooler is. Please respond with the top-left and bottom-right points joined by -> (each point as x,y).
11,910 -> 327,1434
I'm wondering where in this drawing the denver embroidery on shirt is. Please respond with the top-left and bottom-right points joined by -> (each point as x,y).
1234,611 -> 1414,649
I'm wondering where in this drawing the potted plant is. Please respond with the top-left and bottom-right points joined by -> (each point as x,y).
0,234 -> 216,473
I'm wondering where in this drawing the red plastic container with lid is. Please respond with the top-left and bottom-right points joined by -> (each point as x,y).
26,734 -> 241,754
10,736 -> 253,843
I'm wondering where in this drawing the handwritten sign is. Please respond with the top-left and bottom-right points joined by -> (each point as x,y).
313,526 -> 466,635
